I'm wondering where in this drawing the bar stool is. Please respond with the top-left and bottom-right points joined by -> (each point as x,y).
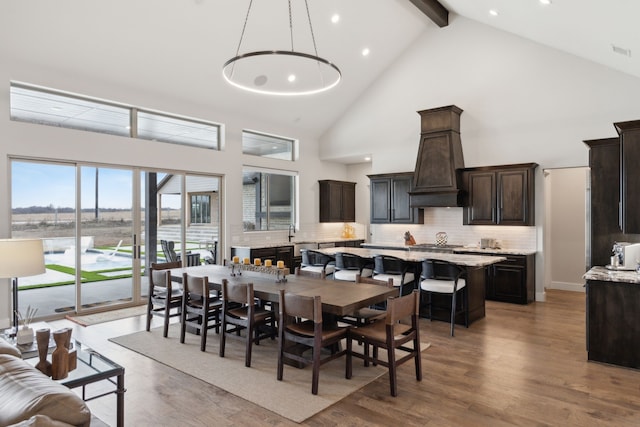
333,252 -> 373,281
420,259 -> 468,336
372,254 -> 416,296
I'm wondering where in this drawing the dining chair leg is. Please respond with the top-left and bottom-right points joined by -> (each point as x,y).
163,304 -> 171,338
387,344 -> 397,397
200,314 -> 208,352
346,336 -> 353,379
450,290 -> 457,337
219,318 -> 227,358
179,312 -> 187,344
145,299 -> 152,332
245,322 -> 253,367
414,335 -> 422,381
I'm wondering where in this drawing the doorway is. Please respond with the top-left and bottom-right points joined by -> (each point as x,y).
543,167 -> 589,292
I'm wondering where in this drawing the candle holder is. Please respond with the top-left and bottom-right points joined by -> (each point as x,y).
275,268 -> 287,283
229,262 -> 242,277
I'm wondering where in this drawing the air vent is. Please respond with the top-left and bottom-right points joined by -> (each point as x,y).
612,44 -> 632,57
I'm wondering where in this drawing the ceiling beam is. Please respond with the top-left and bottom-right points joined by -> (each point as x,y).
408,0 -> 449,28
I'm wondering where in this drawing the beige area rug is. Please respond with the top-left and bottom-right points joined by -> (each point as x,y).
66,305 -> 147,326
110,324 -> 430,423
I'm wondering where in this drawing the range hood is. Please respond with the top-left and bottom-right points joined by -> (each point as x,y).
410,105 -> 466,207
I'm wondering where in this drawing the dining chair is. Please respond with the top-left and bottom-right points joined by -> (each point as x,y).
219,280 -> 276,367
420,259 -> 468,337
146,261 -> 183,337
339,274 -> 393,327
277,290 -> 349,395
372,254 -> 416,296
180,273 -> 223,351
294,266 -> 326,279
346,290 -> 422,397
333,252 -> 373,282
300,249 -> 335,277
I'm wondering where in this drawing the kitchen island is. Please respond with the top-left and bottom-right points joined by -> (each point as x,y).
318,246 -> 506,326
583,266 -> 640,369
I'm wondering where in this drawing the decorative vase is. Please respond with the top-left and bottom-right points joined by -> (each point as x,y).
16,326 -> 34,345
35,328 -> 52,377
62,327 -> 77,372
51,329 -> 69,380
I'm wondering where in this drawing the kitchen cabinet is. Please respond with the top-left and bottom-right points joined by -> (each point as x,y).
456,251 -> 535,304
462,163 -> 537,226
369,172 -> 424,224
231,245 -> 294,270
615,120 -> 640,234
319,180 -> 356,223
586,276 -> 640,369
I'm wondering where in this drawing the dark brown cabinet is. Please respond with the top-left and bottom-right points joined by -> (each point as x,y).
488,254 -> 535,304
616,120 -> 640,234
462,163 -> 537,226
319,180 -> 356,223
369,172 -> 424,224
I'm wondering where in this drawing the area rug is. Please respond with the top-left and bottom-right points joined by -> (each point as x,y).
110,324 -> 430,423
66,305 -> 147,326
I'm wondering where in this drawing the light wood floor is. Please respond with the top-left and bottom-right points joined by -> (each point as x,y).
50,290 -> 640,426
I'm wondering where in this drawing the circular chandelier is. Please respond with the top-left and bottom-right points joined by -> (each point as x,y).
222,0 -> 342,96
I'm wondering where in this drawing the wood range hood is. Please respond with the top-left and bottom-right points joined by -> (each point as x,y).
409,105 -> 466,208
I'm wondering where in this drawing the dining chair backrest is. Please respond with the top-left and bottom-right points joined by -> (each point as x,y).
355,274 -> 393,287
279,290 -> 322,324
183,273 -> 208,301
294,266 -> 326,279
150,261 -> 182,290
385,289 -> 420,326
222,280 -> 253,305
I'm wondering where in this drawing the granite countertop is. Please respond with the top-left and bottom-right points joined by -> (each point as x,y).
319,246 -> 506,267
362,242 -> 536,256
232,237 -> 364,250
583,266 -> 640,284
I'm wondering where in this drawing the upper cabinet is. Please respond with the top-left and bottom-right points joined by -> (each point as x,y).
462,163 -> 537,226
615,120 -> 640,234
369,172 -> 424,224
319,180 -> 356,223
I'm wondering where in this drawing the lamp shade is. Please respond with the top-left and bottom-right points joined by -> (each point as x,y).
0,238 -> 46,278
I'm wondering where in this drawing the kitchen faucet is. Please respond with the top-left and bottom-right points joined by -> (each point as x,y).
288,224 -> 295,242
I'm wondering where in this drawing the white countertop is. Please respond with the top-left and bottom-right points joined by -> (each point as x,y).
583,266 -> 640,284
319,246 -> 506,268
362,242 -> 536,256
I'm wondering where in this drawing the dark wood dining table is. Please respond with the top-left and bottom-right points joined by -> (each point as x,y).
169,264 -> 397,317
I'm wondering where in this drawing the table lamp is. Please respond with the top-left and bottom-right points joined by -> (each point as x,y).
0,239 -> 45,337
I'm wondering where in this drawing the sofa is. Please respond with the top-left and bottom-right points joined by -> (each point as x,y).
0,338 -> 92,427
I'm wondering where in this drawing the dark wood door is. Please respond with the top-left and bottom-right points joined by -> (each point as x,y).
391,176 -> 413,223
497,169 -> 528,225
319,180 -> 356,222
370,178 -> 391,223
466,171 -> 496,224
492,262 -> 526,303
618,121 -> 640,234
341,182 -> 356,222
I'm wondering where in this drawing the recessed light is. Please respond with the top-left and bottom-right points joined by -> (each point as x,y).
539,0 -> 552,5
361,47 -> 370,57
331,14 -> 340,24
364,156 -> 371,162
287,74 -> 296,83
489,9 -> 499,16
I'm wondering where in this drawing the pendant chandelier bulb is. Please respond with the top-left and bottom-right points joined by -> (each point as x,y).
222,0 -> 341,96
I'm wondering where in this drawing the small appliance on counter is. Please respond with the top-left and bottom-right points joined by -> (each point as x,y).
608,242 -> 640,270
480,238 -> 499,249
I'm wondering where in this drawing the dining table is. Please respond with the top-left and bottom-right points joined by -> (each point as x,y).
168,264 -> 398,317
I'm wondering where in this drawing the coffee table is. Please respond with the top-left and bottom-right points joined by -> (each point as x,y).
25,340 -> 125,427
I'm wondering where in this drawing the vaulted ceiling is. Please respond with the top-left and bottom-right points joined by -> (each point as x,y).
2,0 -> 639,139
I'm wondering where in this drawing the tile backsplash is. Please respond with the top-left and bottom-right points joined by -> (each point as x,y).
369,207 -> 537,251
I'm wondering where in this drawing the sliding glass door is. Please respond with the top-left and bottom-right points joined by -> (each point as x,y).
11,159 -> 223,319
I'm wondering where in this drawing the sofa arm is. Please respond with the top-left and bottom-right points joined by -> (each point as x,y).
8,414 -> 76,427
0,354 -> 91,427
0,338 -> 22,358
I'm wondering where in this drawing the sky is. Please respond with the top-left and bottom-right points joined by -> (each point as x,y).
12,161 -> 140,210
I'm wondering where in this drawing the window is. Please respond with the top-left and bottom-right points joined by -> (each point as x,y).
243,169 -> 296,231
190,194 -> 211,224
242,130 -> 294,160
10,82 -> 220,150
